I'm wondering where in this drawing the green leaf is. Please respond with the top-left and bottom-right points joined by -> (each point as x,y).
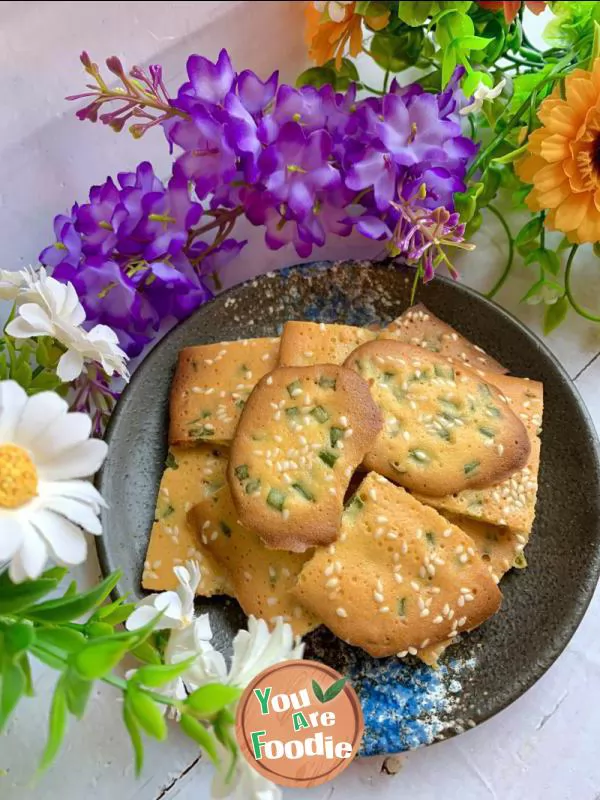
0,659 -> 25,733
19,653 -> 34,697
0,568 -> 66,614
441,46 -> 458,87
312,679 -> 325,703
544,296 -> 569,334
36,627 -> 87,655
370,29 -> 424,72
458,35 -> 492,51
38,678 -> 68,774
515,217 -> 543,248
123,705 -> 144,777
296,66 -> 337,90
520,279 -> 546,303
462,69 -> 492,97
477,165 -> 502,208
465,210 -> 483,237
130,640 -> 162,665
179,714 -> 219,765
134,658 -> 194,688
3,622 -> 34,658
323,677 -> 348,702
95,597 -> 136,625
397,0 -> 434,26
13,360 -> 32,389
25,572 -> 121,623
537,250 -> 561,276
323,58 -> 359,90
73,638 -> 131,680
63,669 -> 93,719
126,687 -> 168,741
185,684 -> 241,718
86,621 -> 116,638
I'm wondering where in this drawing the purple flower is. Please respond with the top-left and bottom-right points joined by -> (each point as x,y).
236,69 -> 278,116
169,109 -> 237,198
39,215 -> 82,268
173,49 -> 235,112
260,122 -> 340,219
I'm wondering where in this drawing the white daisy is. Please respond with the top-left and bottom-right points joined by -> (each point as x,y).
226,616 -> 305,688
0,380 -> 108,582
5,267 -> 129,383
460,78 -> 507,116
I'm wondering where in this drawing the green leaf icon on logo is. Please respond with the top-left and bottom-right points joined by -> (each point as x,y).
312,677 -> 347,704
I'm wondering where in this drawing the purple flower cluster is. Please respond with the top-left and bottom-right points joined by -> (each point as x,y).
161,51 -> 476,259
40,162 -> 243,356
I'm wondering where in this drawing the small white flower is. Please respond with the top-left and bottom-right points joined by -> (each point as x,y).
5,267 -> 129,383
0,269 -> 27,301
226,616 -> 305,688
126,560 -> 203,631
460,79 -> 506,116
0,380 -> 108,582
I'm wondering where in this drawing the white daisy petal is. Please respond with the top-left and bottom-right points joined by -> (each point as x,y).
0,380 -> 28,442
57,349 -> 85,382
16,524 -> 49,579
41,480 -> 108,512
0,515 -> 24,559
37,438 -> 107,481
14,392 -> 69,449
8,549 -> 28,583
31,509 -> 87,565
34,412 -> 93,463
4,317 -> 42,339
41,495 -> 102,535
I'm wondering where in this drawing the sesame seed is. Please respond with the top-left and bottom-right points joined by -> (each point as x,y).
420,608 -> 430,618
458,595 -> 465,607
459,553 -> 469,564
458,616 -> 467,627
336,607 -> 347,618
379,606 -> 390,614
326,577 -> 339,589
410,581 -> 420,591
386,532 -> 398,540
408,646 -> 418,656
374,591 -> 384,602
433,616 -> 444,624
443,528 -> 452,538
397,651 -> 408,658
266,376 -> 273,385
377,515 -> 388,524
324,563 -> 334,576
394,573 -> 403,584
368,488 -> 377,501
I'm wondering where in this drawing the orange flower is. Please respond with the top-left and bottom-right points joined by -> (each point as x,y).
516,58 -> 600,244
478,1 -> 546,24
305,1 -> 389,69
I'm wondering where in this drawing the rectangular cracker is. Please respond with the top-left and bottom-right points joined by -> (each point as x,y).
189,486 -> 320,637
292,473 -> 502,658
169,337 -> 280,446
143,446 -> 233,596
381,304 -> 508,375
414,374 -> 543,537
278,321 -> 376,367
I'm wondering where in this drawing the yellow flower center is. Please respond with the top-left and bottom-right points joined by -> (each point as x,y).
0,444 -> 39,509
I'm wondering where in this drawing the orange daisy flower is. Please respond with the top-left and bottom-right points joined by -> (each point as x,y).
305,1 -> 389,70
516,58 -> 600,244
478,1 -> 546,24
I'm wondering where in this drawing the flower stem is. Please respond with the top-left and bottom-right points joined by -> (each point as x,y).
564,245 -> 600,322
485,205 -> 514,299
30,643 -> 182,709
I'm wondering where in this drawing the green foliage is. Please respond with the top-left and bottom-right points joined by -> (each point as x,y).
0,566 -> 238,778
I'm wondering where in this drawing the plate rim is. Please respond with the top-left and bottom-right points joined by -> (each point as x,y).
95,259 -> 600,745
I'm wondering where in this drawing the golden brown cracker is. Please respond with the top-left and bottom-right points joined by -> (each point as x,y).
143,446 -> 232,596
292,473 -> 502,658
278,321 -> 376,367
169,337 -> 279,446
228,364 -> 382,551
382,304 -> 507,374
344,340 -> 531,497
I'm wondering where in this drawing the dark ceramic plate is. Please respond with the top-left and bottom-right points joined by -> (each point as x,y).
97,260 -> 600,755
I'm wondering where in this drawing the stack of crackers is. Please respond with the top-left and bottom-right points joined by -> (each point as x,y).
143,305 -> 543,665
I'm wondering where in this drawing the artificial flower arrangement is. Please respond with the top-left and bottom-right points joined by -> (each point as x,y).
2,1 -> 600,796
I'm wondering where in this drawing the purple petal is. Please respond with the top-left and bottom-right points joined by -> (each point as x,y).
236,69 -> 278,115
186,49 -> 235,105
